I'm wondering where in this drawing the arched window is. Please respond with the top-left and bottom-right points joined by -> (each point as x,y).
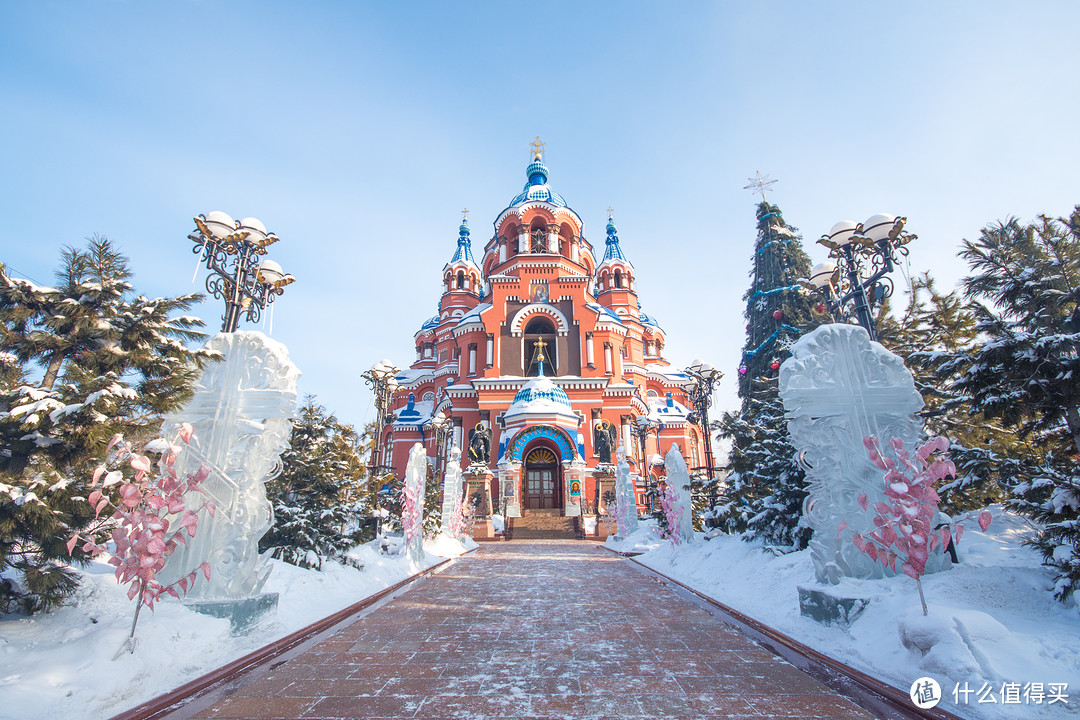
614,270 -> 623,288
524,317 -> 557,376
456,270 -> 465,289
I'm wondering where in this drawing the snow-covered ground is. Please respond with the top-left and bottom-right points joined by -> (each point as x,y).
610,508 -> 1079,720
0,535 -> 476,720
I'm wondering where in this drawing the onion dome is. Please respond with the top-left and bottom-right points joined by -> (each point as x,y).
639,310 -> 664,333
508,156 -> 568,208
419,315 -> 440,332
503,375 -> 578,424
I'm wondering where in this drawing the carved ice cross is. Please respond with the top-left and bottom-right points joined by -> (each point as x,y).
781,333 -> 922,440
181,367 -> 296,503
780,324 -> 943,584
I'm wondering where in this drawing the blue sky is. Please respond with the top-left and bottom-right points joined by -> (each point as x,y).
3,2 -> 1078,430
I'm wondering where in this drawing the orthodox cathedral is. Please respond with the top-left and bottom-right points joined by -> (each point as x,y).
379,142 -> 707,536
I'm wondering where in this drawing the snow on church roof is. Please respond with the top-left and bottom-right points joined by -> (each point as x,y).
639,310 -> 664,333
456,303 -> 491,326
647,392 -> 691,422
587,302 -> 625,326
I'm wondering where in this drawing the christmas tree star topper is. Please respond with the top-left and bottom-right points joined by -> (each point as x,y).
743,171 -> 778,202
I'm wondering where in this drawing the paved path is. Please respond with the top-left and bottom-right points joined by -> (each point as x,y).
195,542 -> 874,719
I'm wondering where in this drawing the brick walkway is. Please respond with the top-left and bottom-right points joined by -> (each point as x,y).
195,541 -> 875,719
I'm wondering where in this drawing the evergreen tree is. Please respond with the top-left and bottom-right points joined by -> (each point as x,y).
0,238 -> 211,613
716,381 -> 813,548
714,201 -> 825,549
260,397 -> 367,569
938,209 -> 1080,600
874,273 -> 1015,511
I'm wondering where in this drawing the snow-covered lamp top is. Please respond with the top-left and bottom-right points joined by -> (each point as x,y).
202,211 -> 237,239
825,220 -> 860,247
810,261 -> 837,289
861,214 -> 898,242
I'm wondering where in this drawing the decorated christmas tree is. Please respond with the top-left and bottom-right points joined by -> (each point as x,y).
714,194 -> 825,549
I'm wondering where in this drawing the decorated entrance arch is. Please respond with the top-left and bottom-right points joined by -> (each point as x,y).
506,424 -> 576,464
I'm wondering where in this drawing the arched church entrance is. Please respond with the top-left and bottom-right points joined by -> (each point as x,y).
523,444 -> 562,511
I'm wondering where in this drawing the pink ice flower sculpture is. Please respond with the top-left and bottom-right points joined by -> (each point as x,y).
67,424 -> 215,656
838,436 -> 991,616
660,481 -> 684,546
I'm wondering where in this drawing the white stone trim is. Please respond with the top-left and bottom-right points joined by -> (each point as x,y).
509,303 -> 571,337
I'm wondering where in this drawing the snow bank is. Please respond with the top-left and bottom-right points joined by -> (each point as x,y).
636,506 -> 1080,720
604,518 -> 664,554
0,536 -> 471,720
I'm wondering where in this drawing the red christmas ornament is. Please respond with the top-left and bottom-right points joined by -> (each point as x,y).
770,361 -> 781,371
772,309 -> 783,320
815,303 -> 827,313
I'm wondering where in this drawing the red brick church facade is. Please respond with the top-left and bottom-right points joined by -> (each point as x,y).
378,145 -> 707,533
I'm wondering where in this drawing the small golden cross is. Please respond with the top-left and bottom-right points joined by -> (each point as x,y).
530,136 -> 546,160
606,207 -> 615,219
461,208 -> 469,223
534,337 -> 547,361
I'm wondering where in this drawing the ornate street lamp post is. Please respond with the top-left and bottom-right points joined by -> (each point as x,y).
428,409 -> 450,475
633,415 -> 663,513
810,214 -> 916,342
362,359 -> 400,536
190,211 -> 295,333
682,359 -> 723,506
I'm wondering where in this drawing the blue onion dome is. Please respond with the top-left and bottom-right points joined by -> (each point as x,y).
505,376 -> 574,418
527,158 -> 549,185
509,155 -> 568,208
420,315 -> 440,332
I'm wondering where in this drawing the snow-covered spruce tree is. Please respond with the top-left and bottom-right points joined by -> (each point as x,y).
260,397 -> 366,569
939,209 -> 1080,600
876,273 -> 1017,512
713,201 -> 825,549
0,238 -> 211,613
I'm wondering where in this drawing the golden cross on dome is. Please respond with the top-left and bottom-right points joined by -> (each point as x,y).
534,337 -> 547,361
461,208 -> 469,223
606,207 -> 615,219
530,136 -> 546,160
743,171 -> 778,202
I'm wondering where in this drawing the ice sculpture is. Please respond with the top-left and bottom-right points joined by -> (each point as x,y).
663,444 -> 695,544
402,442 -> 427,561
614,445 -> 639,538
779,324 -> 949,584
157,331 -> 299,629
440,447 -> 465,538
